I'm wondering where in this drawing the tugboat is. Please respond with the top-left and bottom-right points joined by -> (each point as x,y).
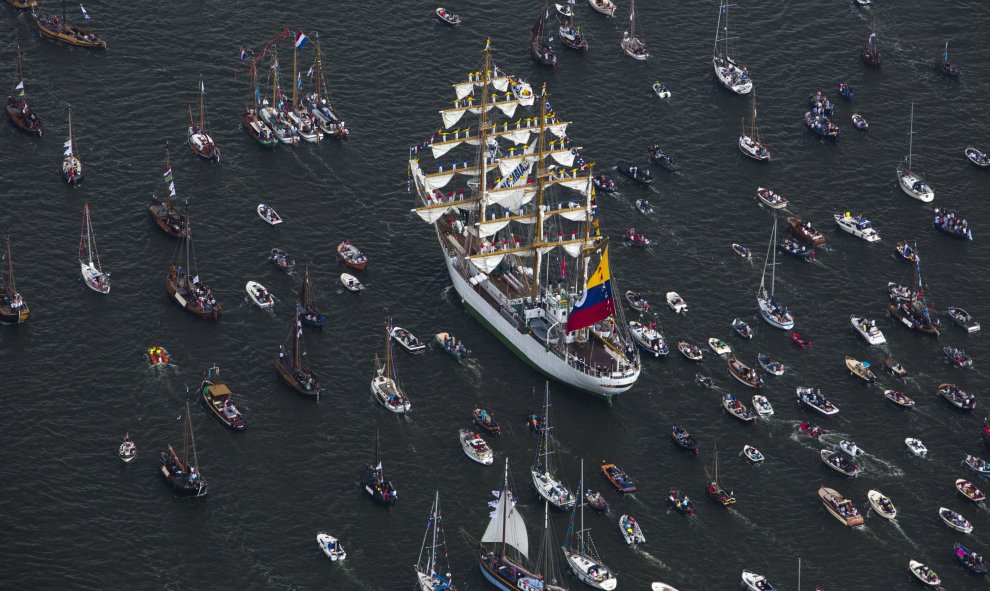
199,365 -> 246,431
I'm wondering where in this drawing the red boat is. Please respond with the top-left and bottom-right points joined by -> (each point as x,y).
800,422 -> 824,438
791,333 -> 812,348
337,240 -> 368,270
624,228 -> 651,248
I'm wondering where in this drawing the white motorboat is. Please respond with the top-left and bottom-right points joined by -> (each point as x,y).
651,584 -> 681,591
756,187 -> 788,209
652,81 -> 671,99
587,0 -> 616,17
316,532 -> 346,561
834,212 -> 880,242
752,395 -> 774,417
459,428 -> 493,465
908,560 -> 940,588
340,273 -> 364,292
797,386 -> 839,416
245,281 -> 274,310
708,338 -> 732,356
905,437 -> 927,457
555,2 -> 573,17
390,326 -> 426,353
850,315 -> 886,344
741,570 -> 777,591
742,444 -> 764,463
677,341 -> 703,362
666,291 -> 688,313
839,440 -> 864,457
867,490 -> 896,519
257,203 -> 282,225
118,435 -> 137,463
948,307 -> 980,333
618,514 -> 645,545
629,321 -> 669,357
757,354 -> 785,376
939,507 -> 973,533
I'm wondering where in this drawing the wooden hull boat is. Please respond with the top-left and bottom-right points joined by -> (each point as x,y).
625,290 -> 649,312
316,533 -> 346,561
242,110 -> 278,148
819,486 -> 863,526
867,490 -> 896,519
908,561 -> 940,588
148,198 -> 186,238
5,99 -> 43,136
337,241 -> 367,270
274,355 -> 320,397
199,367 -> 246,431
6,0 -> 38,9
883,389 -> 915,409
956,479 -> 985,503
165,266 -> 221,319
472,408 -> 500,435
601,463 -> 636,493
559,25 -> 589,52
62,155 -> 83,185
459,429 -> 493,464
160,444 -> 207,496
187,128 -> 220,161
845,356 -> 876,382
821,449 -> 860,477
786,216 -> 826,246
727,355 -> 763,388
33,14 -> 106,48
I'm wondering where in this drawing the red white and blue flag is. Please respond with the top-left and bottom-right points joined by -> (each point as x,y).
295,32 -> 309,49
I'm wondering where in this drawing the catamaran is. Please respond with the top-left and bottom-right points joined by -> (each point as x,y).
532,383 -> 575,510
79,203 -> 109,294
757,216 -> 794,329
407,41 -> 640,400
713,0 -> 752,94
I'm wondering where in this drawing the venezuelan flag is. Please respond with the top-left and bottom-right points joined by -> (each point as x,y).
566,246 -> 615,332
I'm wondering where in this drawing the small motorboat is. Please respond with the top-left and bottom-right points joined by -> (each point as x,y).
965,147 -> 990,169
625,290 -> 650,312
257,203 -> 282,225
800,422 -> 824,438
472,408 -> 501,435
147,345 -> 170,367
933,208 -> 973,240
845,356 -> 876,383
340,273 -> 365,292
708,338 -> 731,356
601,462 -> 637,493
390,327 -> 426,353
652,81 -> 671,99
695,373 -> 715,388
742,445 -> 765,463
883,389 -> 915,409
940,383 -> 976,411
671,425 -> 699,454
956,479 -> 986,503
731,243 -> 752,259
316,532 -> 346,561
777,237 -> 816,262
732,318 -> 754,339
838,82 -> 854,101
791,333 -> 812,348
819,486 -> 864,527
628,320 -> 669,357
648,144 -> 680,172
270,248 -> 295,274
940,507 -> 974,533
634,199 -> 655,215
821,449 -> 860,478
651,583 -> 681,591
884,358 -> 908,377
118,433 -> 137,463
459,429 -> 493,465
850,316 -> 885,345
587,0 -> 616,17
944,346 -> 973,368
741,571 -> 776,591
867,490 -> 896,519
834,211 -> 881,242
337,240 -> 368,270
908,560 -> 940,588
964,454 -> 990,478
618,514 -> 645,545
246,281 -> 275,310
905,438 -> 927,457
722,393 -> 756,423
955,543 -> 990,575
677,341 -> 703,362
667,488 -> 695,516
624,227 -> 651,248
436,332 -> 471,361
727,355 -> 763,389
585,489 -> 609,512
851,113 -> 869,130
752,395 -> 774,418
199,365 -> 246,431
797,387 -> 839,416
434,7 -> 461,26
592,175 -> 616,194
839,440 -> 864,457
666,291 -> 688,314
555,2 -> 573,17
786,216 -> 826,246
894,240 -> 919,264
757,354 -> 785,376
616,160 -> 654,185
947,307 -> 980,333
756,187 -> 788,210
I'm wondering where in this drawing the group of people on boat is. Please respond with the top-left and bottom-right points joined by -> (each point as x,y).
37,14 -> 101,44
6,96 -> 41,131
160,450 -> 201,486
891,299 -> 937,331
440,334 -> 470,359
3,291 -> 26,312
933,208 -> 971,238
148,346 -> 169,365
714,54 -> 750,85
834,499 -> 860,519
809,90 -> 835,117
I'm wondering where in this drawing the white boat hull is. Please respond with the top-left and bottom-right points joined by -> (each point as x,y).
713,58 -> 753,94
564,550 -> 617,591
898,170 -> 934,202
371,375 -> 411,413
835,215 -> 881,242
531,469 -> 575,509
587,0 -> 616,16
316,533 -> 346,561
245,281 -> 274,309
851,315 -> 885,344
867,490 -> 896,519
758,295 -> 794,330
80,261 -> 109,294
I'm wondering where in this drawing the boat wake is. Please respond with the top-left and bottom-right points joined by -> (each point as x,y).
634,547 -> 668,570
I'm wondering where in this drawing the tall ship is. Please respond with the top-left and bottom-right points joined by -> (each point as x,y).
407,41 -> 640,399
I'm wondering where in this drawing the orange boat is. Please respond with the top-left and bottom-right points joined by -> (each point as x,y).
337,240 -> 368,270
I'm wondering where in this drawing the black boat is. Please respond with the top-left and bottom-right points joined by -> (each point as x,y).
671,425 -> 699,453
275,287 -> 321,396
593,174 -> 616,193
530,2 -> 557,68
937,42 -> 961,78
804,112 -> 840,141
777,237 -> 816,261
362,429 -> 397,506
648,144 -> 681,172
955,543 -> 989,575
860,20 -> 881,68
616,160 -> 654,185
297,260 -> 326,330
667,488 -> 695,516
159,403 -> 208,497
270,247 -> 296,274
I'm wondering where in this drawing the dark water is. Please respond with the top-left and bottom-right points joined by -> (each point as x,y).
2,0 -> 990,589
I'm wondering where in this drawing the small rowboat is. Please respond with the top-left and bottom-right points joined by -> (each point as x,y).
601,462 -> 637,493
625,290 -> 650,312
677,341 -> 703,362
940,507 -> 973,533
666,291 -> 688,314
340,273 -> 364,292
459,429 -> 493,465
955,543 -> 990,575
246,281 -> 274,310
652,81 -> 671,99
944,346 -> 973,367
908,560 -> 940,588
956,478 -> 985,502
801,422 -> 824,438
616,160 -> 654,185
472,408 -> 500,435
118,434 -> 137,463
939,383 -> 976,411
845,356 -> 876,383
390,326 -> 426,353
742,445 -> 764,463
851,113 -> 869,130
883,389 -> 914,409
316,532 -> 346,561
337,240 -> 368,270
635,199 -> 655,215
732,318 -> 754,339
839,440 -> 863,457
587,0 -> 616,17
624,228 -> 651,248
838,82 -> 854,101
731,243 -> 752,259
965,147 -> 990,169
791,333 -> 812,348
722,393 -> 756,423
786,216 -> 826,246
884,358 -> 908,377
947,307 -> 980,332
671,425 -> 699,453
618,514 -> 645,545
777,237 -> 816,261
727,355 -> 763,389
821,449 -> 860,478
667,488 -> 695,516
257,203 -> 282,225
757,354 -> 785,376
756,187 -> 788,210
585,489 -> 609,512
436,332 -> 471,361
797,387 -> 839,416
435,6 -> 461,26
708,338 -> 732,356
147,345 -> 170,367
867,490 -> 896,519
270,248 -> 295,274
964,454 -> 990,478
905,438 -> 927,457
752,395 -> 774,417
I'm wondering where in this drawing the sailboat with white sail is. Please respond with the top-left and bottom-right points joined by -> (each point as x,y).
563,459 -> 616,590
897,104 -> 934,203
407,40 -> 640,400
619,0 -> 649,60
532,383 -> 575,510
61,108 -> 83,184
415,492 -> 458,591
713,0 -> 752,94
757,216 -> 793,329
79,203 -> 109,294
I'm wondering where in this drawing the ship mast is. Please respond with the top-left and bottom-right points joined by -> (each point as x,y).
499,458 -> 509,558
530,84 -> 550,299
6,238 -> 16,294
183,207 -> 193,295
292,36 -> 298,109
478,41 -> 493,224
199,75 -> 206,130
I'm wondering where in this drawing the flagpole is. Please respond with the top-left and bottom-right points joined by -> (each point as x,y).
292,37 -> 298,109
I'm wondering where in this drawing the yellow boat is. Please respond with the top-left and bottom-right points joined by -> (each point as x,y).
32,1 -> 106,49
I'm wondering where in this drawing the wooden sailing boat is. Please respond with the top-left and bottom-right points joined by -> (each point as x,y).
371,318 -> 411,413
159,402 -> 208,497
187,76 -> 220,161
888,254 -> 940,336
531,383 -> 575,510
706,444 -> 736,506
897,104 -> 934,202
79,203 -> 109,294
296,259 -> 326,329
258,51 -> 300,146
243,35 -> 281,149
563,459 -> 617,590
6,0 -> 38,10
712,0 -> 752,94
619,0 -> 648,60
859,18 -> 881,69
559,0 -> 589,52
165,205 -> 221,319
148,150 -> 188,239
62,108 -> 83,184
757,215 -> 794,329
302,32 -> 349,138
415,491 -> 458,591
530,2 -> 557,68
274,297 -> 320,395
32,0 -> 106,48
739,94 -> 770,161
5,49 -> 43,136
0,236 -> 29,324
286,31 -> 322,143
362,428 -> 397,506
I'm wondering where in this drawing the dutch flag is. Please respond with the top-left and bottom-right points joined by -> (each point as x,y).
294,31 -> 309,49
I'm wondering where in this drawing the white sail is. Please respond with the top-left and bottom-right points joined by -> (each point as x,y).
469,253 -> 506,273
491,76 -> 510,93
480,491 -> 530,559
499,128 -> 534,145
549,148 -> 576,167
454,81 -> 475,100
488,186 -> 537,210
424,171 -> 456,191
547,121 -> 569,137
495,101 -> 519,118
555,206 -> 587,222
430,140 -> 461,159
413,204 -> 453,223
477,218 -> 512,237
